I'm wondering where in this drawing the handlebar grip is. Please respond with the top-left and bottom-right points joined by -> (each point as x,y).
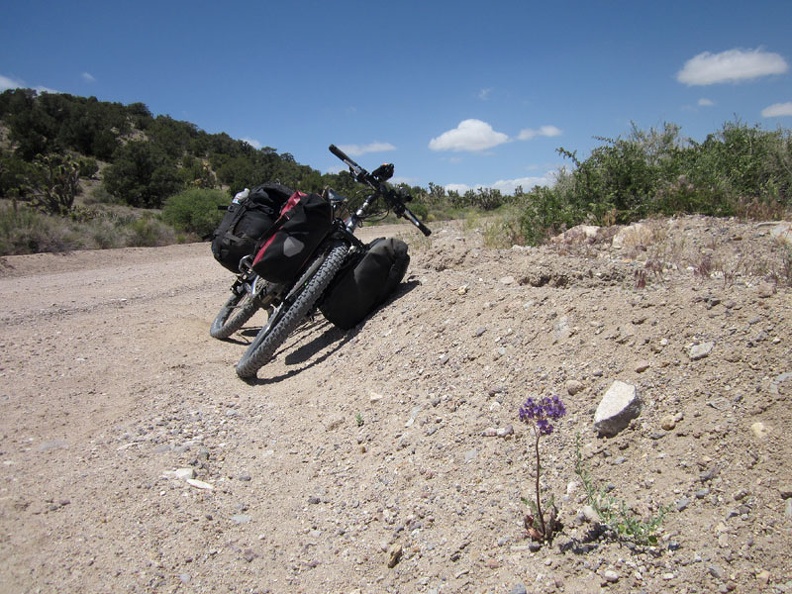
329,144 -> 369,182
329,144 -> 350,162
415,220 -> 432,236
403,208 -> 432,236
329,142 -> 431,237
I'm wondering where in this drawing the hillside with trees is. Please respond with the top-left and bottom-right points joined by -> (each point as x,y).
1,89 -> 791,256
0,88 -> 341,209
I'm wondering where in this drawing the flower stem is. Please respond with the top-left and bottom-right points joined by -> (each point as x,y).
534,430 -> 546,538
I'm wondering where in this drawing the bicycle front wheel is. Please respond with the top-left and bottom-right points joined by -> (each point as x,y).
235,241 -> 349,379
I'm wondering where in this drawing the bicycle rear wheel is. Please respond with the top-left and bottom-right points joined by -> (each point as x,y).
210,288 -> 260,340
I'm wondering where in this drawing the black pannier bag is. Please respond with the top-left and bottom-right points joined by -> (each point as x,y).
319,237 -> 410,330
210,182 -> 294,273
251,191 -> 334,284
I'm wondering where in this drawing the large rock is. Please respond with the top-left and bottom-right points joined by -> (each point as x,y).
770,221 -> 792,247
611,223 -> 653,251
594,381 -> 641,436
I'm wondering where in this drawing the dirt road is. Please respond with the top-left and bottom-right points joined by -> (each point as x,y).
1,217 -> 790,593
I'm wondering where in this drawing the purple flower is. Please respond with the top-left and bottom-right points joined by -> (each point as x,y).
518,394 -> 567,544
519,395 -> 566,435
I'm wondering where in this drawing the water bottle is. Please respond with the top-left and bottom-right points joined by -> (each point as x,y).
232,188 -> 250,204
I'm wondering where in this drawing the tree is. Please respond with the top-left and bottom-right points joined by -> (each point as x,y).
103,141 -> 182,207
27,154 -> 81,215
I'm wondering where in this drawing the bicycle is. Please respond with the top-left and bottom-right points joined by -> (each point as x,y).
234,144 -> 431,379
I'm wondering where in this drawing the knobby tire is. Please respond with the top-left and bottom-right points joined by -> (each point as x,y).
210,290 -> 261,340
235,242 -> 349,379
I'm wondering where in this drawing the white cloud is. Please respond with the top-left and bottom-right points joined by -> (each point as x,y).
677,48 -> 788,85
82,72 -> 96,83
445,173 -> 554,195
762,102 -> 792,117
241,137 -> 262,149
337,142 -> 396,157
0,74 -> 58,94
429,119 -> 509,152
518,125 -> 562,140
491,174 -> 554,193
698,98 -> 715,107
478,88 -> 493,100
0,74 -> 24,91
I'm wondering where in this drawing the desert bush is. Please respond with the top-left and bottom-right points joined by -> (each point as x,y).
0,202 -> 179,255
81,217 -> 126,249
517,184 -> 585,246
480,206 -> 526,248
122,216 -> 177,247
0,203 -> 73,254
82,183 -> 120,205
514,121 -> 792,246
161,187 -> 229,238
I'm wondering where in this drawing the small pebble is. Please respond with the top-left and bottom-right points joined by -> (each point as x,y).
387,543 -> 403,568
750,422 -> 768,439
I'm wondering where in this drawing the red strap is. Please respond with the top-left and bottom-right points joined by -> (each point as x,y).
252,191 -> 307,267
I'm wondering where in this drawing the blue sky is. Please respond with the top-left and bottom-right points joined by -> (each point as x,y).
2,0 -> 791,194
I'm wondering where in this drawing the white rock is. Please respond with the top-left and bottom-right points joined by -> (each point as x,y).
689,342 -> 714,360
750,422 -> 768,439
186,478 -> 214,490
594,381 -> 641,436
581,505 -> 600,523
163,468 -> 195,480
612,223 -> 651,250
770,221 -> 792,247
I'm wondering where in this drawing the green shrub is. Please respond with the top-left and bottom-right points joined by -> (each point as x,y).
123,216 -> 177,247
510,121 -> 792,246
162,188 -> 229,237
0,202 -> 180,255
480,206 -> 526,248
83,217 -> 125,249
82,183 -> 122,205
517,184 -> 585,246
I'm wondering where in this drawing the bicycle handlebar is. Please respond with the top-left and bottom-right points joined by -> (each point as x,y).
329,144 -> 431,236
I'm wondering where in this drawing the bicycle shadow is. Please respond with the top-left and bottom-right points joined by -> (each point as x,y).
240,321 -> 351,385
243,279 -> 421,385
